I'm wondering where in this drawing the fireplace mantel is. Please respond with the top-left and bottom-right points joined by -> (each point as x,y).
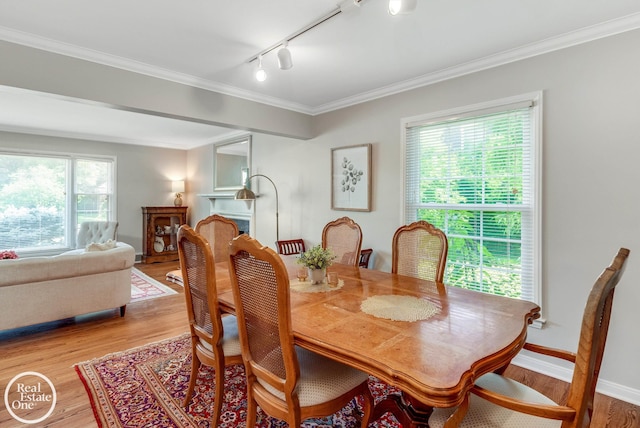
199,193 -> 255,236
198,193 -> 262,200
198,192 -> 237,199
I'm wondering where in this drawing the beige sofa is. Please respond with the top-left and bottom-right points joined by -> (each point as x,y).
0,242 -> 135,331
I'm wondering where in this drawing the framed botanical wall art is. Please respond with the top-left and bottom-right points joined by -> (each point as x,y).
331,144 -> 372,211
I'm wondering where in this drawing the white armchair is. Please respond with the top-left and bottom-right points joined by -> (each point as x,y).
77,221 -> 119,248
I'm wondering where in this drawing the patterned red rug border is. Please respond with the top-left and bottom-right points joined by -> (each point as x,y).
74,334 -> 401,428
75,363 -> 105,428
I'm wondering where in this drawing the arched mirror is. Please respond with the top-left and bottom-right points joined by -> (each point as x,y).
213,136 -> 251,192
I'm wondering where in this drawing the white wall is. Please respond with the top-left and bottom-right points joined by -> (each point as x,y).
190,29 -> 640,403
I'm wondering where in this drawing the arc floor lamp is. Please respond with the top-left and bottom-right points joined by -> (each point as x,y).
234,174 -> 279,242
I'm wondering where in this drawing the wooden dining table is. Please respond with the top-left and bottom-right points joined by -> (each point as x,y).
214,257 -> 540,427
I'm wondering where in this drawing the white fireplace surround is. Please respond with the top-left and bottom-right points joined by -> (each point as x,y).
199,193 -> 254,236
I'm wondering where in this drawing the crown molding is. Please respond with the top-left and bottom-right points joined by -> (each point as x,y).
2,12 -> 640,117
311,12 -> 640,114
0,26 -> 315,115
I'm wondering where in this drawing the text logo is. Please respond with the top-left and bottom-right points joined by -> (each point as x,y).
4,371 -> 57,424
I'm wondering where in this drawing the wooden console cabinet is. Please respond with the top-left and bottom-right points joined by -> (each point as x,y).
141,206 -> 188,263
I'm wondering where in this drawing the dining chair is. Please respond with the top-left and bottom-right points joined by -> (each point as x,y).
429,247 -> 630,428
228,234 -> 374,427
276,238 -> 306,255
322,216 -> 363,266
195,214 -> 239,262
359,248 -> 373,268
392,220 -> 448,283
177,225 -> 243,427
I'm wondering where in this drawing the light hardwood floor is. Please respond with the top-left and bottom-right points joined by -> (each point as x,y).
0,261 -> 638,427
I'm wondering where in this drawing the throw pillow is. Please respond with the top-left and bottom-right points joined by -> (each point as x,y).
86,239 -> 117,252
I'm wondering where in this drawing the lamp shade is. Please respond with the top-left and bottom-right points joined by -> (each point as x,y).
235,187 -> 256,200
171,180 -> 185,193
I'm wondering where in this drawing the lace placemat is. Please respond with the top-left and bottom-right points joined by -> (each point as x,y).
290,279 -> 344,293
361,295 -> 440,322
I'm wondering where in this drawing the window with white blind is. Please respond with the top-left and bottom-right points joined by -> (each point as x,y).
0,151 -> 116,254
403,93 -> 541,305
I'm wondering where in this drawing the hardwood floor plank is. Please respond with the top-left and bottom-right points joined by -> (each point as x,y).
0,262 -> 187,427
1,261 -> 638,427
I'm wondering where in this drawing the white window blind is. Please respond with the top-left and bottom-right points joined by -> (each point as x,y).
403,96 -> 540,303
75,158 -> 115,227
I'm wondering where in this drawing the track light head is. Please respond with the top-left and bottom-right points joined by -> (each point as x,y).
388,0 -> 417,15
277,42 -> 293,70
255,56 -> 267,82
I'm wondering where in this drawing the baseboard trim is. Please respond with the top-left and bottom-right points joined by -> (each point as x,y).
511,354 -> 640,406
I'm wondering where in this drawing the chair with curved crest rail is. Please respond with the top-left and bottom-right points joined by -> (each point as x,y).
429,247 -> 630,428
228,234 -> 374,427
322,216 -> 363,267
392,220 -> 448,283
167,214 -> 240,287
276,238 -> 306,255
195,214 -> 239,262
177,225 -> 243,427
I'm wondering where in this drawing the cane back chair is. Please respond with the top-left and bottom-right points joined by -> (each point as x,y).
392,220 -> 448,283
195,214 -> 239,262
177,225 -> 242,427
430,247 -> 630,428
228,234 -> 374,427
322,216 -> 363,266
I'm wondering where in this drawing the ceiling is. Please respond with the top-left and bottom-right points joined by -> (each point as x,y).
1,0 -> 640,149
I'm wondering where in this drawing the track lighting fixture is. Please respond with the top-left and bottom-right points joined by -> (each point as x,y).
277,42 -> 293,70
255,55 -> 267,82
247,1 -> 362,71
248,0 -> 416,82
388,0 -> 417,15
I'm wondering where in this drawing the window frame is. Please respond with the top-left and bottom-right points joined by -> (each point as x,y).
0,148 -> 117,255
400,92 -> 543,325
72,156 -> 117,244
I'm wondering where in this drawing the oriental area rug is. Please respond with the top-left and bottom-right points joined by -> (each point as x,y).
74,334 -> 402,428
130,267 -> 178,302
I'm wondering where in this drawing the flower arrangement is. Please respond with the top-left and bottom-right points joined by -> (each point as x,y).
296,245 -> 335,270
0,250 -> 19,260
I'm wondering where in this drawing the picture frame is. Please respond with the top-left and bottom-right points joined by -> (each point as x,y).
331,144 -> 372,211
